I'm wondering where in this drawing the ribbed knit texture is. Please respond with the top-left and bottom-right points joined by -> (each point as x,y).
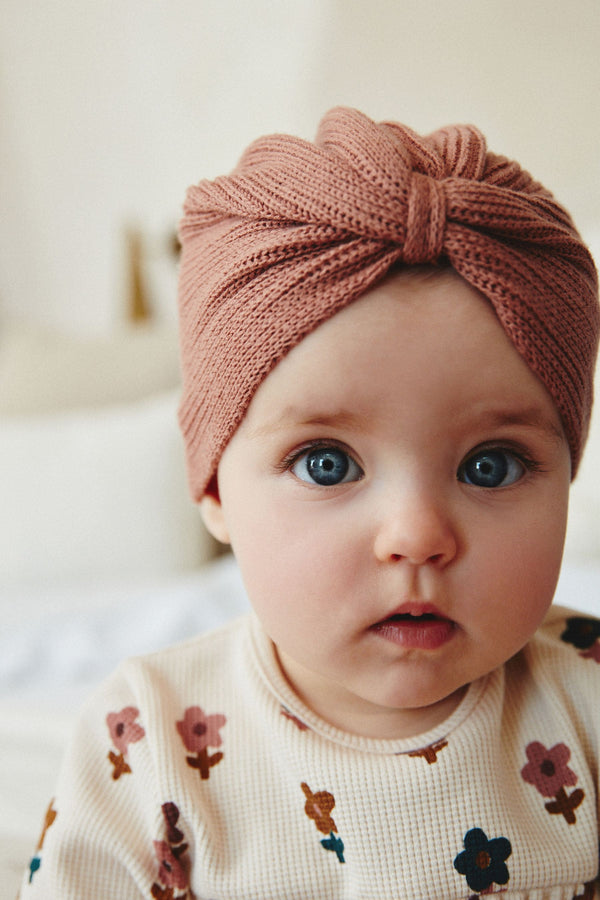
20,610 -> 600,898
177,107 -> 599,499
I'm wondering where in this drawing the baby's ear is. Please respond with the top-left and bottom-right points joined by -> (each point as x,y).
200,493 -> 231,544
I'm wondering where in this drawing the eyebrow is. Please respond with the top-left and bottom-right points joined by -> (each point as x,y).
475,408 -> 565,442
246,404 -> 566,443
246,408 -> 364,439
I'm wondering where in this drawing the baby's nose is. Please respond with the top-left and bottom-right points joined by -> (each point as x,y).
373,488 -> 458,567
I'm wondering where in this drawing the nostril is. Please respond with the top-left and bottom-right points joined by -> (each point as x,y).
389,551 -> 445,564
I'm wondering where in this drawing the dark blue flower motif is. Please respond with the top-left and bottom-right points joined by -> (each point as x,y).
454,827 -> 512,893
561,617 -> 600,650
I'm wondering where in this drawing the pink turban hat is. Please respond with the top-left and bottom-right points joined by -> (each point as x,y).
178,107 -> 599,499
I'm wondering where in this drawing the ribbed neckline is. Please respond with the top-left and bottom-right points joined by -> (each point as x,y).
247,612 -> 492,756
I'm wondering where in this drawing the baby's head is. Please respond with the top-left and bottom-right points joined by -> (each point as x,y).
178,107 -> 598,501
177,108 -> 599,738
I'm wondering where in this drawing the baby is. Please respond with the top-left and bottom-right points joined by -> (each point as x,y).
22,108 -> 600,899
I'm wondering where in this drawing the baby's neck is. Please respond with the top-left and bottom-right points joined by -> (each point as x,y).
276,645 -> 468,740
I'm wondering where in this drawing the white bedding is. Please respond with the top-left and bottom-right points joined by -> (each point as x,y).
2,555 -> 600,899
0,554 -> 249,899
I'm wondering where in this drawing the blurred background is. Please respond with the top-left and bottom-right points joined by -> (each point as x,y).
2,0 -> 599,587
1,1 -> 599,893
2,0 -> 599,335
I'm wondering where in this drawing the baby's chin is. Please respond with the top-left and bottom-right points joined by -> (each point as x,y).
276,645 -> 470,740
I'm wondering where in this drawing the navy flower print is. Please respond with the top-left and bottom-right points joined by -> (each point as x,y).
454,827 -> 512,893
561,617 -> 600,650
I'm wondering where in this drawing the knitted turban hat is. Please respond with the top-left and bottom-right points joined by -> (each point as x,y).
178,107 -> 599,499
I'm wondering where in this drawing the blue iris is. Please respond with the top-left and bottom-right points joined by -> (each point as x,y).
306,448 -> 350,485
460,449 -> 523,488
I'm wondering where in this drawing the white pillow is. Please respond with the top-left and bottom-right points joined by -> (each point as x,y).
0,391 -> 214,587
0,322 -> 181,413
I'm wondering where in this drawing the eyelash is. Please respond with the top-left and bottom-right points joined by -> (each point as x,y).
465,443 -> 542,472
457,443 -> 543,488
278,440 -> 359,474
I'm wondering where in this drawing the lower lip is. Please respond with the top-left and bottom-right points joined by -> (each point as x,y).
370,618 -> 456,650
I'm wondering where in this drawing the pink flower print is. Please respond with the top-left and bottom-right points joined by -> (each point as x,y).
177,706 -> 226,753
153,841 -> 188,890
150,802 -> 191,900
521,741 -> 584,824
107,707 -> 146,754
521,742 -> 578,797
106,706 -> 145,780
176,705 -> 226,779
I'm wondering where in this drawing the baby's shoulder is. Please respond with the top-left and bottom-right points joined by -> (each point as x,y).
536,605 -> 600,659
525,604 -> 600,698
85,614 -> 253,714
135,612 -> 250,664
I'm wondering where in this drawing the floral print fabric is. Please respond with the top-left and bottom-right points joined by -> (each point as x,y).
453,827 -> 512,894
176,706 -> 227,780
106,706 -> 145,779
521,741 -> 585,824
561,617 -> 600,663
151,803 -> 193,900
21,612 -> 600,898
27,800 -> 57,885
301,782 -> 345,864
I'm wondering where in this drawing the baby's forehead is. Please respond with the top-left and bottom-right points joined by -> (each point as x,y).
240,270 -> 565,447
256,266 -> 498,371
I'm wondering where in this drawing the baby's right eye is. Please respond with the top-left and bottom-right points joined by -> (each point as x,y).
291,445 -> 363,486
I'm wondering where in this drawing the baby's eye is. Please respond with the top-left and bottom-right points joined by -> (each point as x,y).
458,448 -> 526,488
291,445 -> 363,486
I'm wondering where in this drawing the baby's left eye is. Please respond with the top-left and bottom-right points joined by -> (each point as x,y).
458,448 -> 526,488
291,446 -> 363,486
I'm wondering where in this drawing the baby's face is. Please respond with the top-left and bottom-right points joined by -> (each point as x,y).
203,269 -> 571,739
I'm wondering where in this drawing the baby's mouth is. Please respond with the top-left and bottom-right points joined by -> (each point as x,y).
370,608 -> 456,650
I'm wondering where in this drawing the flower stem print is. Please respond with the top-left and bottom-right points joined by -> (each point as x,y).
176,706 -> 226,780
453,827 -> 512,894
521,741 -> 584,824
301,782 -> 345,864
407,737 -> 448,764
106,707 -> 145,779
28,799 -> 58,883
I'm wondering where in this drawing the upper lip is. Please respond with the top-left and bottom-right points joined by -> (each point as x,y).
377,602 -> 450,622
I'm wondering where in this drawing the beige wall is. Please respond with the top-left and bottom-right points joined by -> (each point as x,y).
1,0 -> 599,334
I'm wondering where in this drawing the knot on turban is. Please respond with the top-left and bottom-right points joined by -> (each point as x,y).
177,107 -> 599,500
404,172 -> 446,263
